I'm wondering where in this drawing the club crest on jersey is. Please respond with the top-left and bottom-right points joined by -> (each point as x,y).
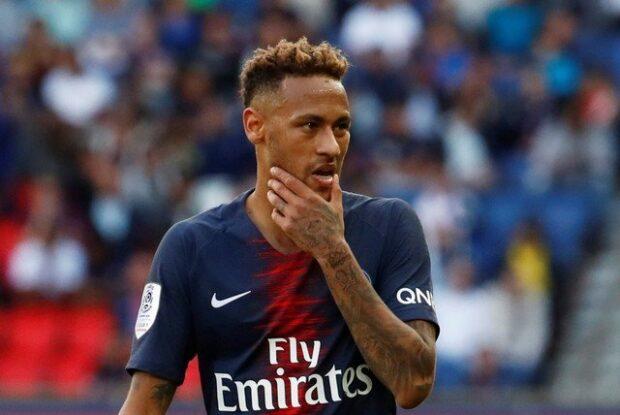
135,283 -> 162,339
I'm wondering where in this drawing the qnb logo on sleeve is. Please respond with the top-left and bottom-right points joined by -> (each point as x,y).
214,337 -> 373,412
397,287 -> 434,308
135,283 -> 162,339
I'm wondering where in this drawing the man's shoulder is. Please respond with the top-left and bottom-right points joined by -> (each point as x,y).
343,191 -> 413,223
166,194 -> 247,248
342,192 -> 418,244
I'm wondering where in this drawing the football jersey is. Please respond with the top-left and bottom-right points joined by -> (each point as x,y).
127,190 -> 439,414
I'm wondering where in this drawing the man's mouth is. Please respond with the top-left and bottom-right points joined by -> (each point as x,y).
311,164 -> 336,187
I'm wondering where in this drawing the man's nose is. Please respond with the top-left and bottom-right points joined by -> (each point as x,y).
316,127 -> 341,157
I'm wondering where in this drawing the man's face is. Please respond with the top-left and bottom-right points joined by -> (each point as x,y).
262,76 -> 351,201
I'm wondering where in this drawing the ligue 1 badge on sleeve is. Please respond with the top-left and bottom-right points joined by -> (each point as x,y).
141,286 -> 154,313
135,283 -> 162,339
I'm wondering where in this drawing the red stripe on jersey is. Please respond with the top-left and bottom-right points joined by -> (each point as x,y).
255,244 -> 331,414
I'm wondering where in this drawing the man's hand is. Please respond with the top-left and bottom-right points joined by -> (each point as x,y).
267,166 -> 345,258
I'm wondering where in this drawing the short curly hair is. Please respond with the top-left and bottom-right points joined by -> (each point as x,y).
239,37 -> 349,108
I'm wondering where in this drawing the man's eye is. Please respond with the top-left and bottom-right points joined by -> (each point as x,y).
337,122 -> 350,130
304,121 -> 318,129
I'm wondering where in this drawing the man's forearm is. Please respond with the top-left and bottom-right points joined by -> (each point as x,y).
316,240 -> 436,408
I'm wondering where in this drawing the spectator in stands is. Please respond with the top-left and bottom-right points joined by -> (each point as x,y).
340,0 -> 423,68
24,0 -> 93,45
4,19 -> 56,112
41,47 -> 116,127
414,149 -> 470,287
441,63 -> 495,189
526,74 -> 617,193
7,176 -> 88,298
158,0 -> 200,58
435,256 -> 489,387
196,10 -> 242,95
418,15 -> 473,94
506,220 -> 552,295
255,5 -> 306,54
0,0 -> 28,51
474,265 -> 550,386
449,0 -> 506,33
469,221 -> 551,386
193,95 -> 254,177
81,150 -> 132,245
283,0 -> 334,34
77,0 -> 143,78
486,0 -> 542,56
132,46 -> 176,116
533,8 -> 581,98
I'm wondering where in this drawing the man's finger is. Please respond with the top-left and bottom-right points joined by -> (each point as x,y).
330,174 -> 343,208
271,208 -> 286,229
270,167 -> 313,198
268,179 -> 302,205
267,190 -> 287,214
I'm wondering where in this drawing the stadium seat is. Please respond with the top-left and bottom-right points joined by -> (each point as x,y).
0,348 -> 41,397
471,188 -> 530,279
48,351 -> 99,397
0,218 -> 23,286
536,188 -> 597,270
58,305 -> 116,357
48,304 -> 116,397
0,303 -> 60,397
0,302 -> 119,398
2,303 -> 60,357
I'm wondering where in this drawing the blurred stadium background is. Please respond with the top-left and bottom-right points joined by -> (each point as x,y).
0,0 -> 619,413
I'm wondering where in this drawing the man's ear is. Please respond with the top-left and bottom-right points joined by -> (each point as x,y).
243,107 -> 265,145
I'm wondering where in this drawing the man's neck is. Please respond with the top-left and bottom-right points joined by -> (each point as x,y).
245,176 -> 301,255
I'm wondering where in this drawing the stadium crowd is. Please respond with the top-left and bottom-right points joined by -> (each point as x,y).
0,0 -> 618,399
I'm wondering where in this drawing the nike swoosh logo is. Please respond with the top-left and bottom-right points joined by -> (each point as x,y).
211,290 -> 252,308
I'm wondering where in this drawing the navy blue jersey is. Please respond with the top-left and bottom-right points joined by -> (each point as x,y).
127,190 -> 438,414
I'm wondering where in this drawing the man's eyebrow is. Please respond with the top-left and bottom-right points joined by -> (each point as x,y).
292,114 -> 324,121
335,115 -> 351,124
291,114 -> 351,124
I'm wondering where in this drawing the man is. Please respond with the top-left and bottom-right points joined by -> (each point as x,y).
120,38 -> 439,414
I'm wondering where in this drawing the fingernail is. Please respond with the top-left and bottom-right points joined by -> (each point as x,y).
270,167 -> 277,174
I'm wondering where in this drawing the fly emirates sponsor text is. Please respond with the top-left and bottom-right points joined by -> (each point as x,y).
214,337 -> 373,411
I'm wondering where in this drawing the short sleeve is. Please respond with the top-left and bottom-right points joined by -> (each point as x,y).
126,222 -> 196,384
375,200 -> 439,337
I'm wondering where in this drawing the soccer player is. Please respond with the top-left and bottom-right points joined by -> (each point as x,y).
120,38 -> 439,414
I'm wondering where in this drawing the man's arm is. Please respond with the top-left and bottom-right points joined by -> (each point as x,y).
122,222 -> 196,414
119,371 -> 177,415
318,243 -> 436,408
267,168 -> 436,408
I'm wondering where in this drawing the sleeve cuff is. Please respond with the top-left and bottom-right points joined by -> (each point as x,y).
392,307 -> 440,339
125,359 -> 185,386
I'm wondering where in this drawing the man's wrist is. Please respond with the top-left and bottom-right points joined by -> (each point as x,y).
315,238 -> 350,269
